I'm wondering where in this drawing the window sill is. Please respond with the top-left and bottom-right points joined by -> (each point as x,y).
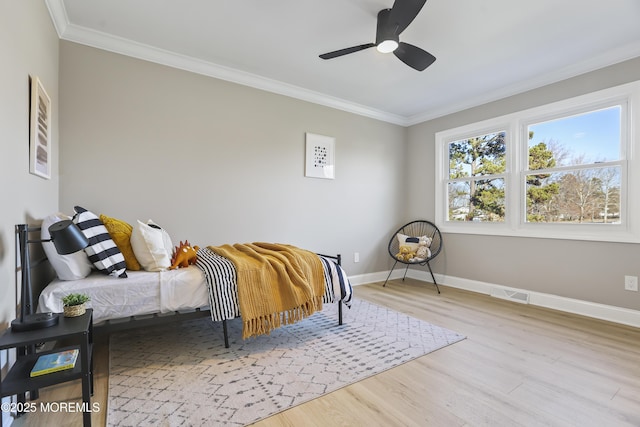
438,222 -> 640,244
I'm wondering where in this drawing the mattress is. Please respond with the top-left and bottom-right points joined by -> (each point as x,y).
37,266 -> 209,325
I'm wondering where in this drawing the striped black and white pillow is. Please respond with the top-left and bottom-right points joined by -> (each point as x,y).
73,206 -> 127,278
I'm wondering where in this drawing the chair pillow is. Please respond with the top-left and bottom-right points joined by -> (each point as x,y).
396,233 -> 420,251
41,213 -> 93,280
73,206 -> 128,278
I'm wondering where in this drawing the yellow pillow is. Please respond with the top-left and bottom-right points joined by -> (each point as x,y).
99,214 -> 141,271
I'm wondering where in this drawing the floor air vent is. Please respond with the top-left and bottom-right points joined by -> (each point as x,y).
490,287 -> 530,304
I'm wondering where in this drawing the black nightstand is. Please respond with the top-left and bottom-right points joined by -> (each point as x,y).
0,309 -> 93,427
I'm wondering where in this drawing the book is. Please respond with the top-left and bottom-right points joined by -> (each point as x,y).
30,349 -> 79,377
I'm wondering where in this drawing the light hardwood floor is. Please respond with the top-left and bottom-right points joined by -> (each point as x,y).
10,279 -> 640,426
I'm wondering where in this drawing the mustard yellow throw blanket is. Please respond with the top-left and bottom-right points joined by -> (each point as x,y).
208,243 -> 325,339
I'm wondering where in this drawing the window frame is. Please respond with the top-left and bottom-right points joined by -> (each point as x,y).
435,81 -> 640,243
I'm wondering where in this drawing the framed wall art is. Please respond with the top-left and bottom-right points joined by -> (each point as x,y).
29,76 -> 51,179
305,132 -> 335,179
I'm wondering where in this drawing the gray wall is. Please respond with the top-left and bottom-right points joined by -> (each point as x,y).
408,57 -> 640,311
0,2 -> 59,329
58,41 -> 407,276
3,6 -> 639,337
0,3 -> 59,421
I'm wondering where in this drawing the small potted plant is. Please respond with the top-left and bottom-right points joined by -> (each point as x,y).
62,293 -> 90,317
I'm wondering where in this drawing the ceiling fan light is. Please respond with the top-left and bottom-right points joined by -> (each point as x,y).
376,39 -> 398,53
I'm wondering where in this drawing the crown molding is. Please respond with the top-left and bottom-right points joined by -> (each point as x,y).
45,1 -> 409,126
45,0 -> 67,37
45,0 -> 640,128
405,39 -> 640,126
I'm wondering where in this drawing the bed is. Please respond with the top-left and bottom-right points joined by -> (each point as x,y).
37,246 -> 352,347
35,209 -> 352,347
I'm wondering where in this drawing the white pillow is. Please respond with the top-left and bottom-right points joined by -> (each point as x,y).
130,219 -> 173,271
396,233 -> 420,251
149,219 -> 174,257
41,213 -> 93,280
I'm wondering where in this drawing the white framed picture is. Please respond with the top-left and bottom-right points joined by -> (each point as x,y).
29,76 -> 51,179
305,133 -> 335,179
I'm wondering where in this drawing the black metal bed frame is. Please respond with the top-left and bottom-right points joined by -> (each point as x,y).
87,253 -> 344,348
19,220 -> 347,349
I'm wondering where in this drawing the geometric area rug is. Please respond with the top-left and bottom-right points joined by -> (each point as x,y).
107,298 -> 465,426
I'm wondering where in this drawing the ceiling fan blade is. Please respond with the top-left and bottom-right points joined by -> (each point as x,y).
388,0 -> 427,35
393,42 -> 436,71
319,43 -> 376,60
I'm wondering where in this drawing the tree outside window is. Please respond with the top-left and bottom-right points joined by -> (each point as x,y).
526,107 -> 621,224
447,131 -> 506,222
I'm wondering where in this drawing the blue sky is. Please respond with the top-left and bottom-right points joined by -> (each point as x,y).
528,106 -> 621,165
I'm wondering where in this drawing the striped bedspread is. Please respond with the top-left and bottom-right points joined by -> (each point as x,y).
195,247 -> 352,323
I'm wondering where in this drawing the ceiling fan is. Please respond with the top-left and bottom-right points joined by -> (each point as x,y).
319,0 -> 436,71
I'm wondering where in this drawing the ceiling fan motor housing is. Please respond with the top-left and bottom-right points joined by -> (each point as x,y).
376,9 -> 399,47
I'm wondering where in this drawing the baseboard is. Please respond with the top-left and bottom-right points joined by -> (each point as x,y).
347,270 -> 406,286
349,269 -> 640,328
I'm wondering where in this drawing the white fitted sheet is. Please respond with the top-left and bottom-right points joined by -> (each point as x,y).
37,266 -> 209,325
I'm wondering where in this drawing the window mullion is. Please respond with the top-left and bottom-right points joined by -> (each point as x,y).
526,160 -> 623,176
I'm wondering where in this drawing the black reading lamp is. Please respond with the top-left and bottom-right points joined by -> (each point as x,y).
10,220 -> 89,332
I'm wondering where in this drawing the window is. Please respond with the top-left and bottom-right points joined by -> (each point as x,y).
525,107 -> 622,224
448,131 -> 506,222
435,81 -> 640,243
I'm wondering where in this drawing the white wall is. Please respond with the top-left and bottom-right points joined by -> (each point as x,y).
0,1 -> 60,424
58,41 -> 407,276
407,57 -> 640,311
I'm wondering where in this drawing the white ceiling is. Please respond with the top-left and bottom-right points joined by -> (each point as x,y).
46,0 -> 640,126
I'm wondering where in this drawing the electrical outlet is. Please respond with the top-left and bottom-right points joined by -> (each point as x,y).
624,275 -> 638,291
354,252 -> 360,263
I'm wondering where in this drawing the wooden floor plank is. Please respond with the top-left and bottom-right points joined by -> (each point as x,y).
10,279 -> 640,426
